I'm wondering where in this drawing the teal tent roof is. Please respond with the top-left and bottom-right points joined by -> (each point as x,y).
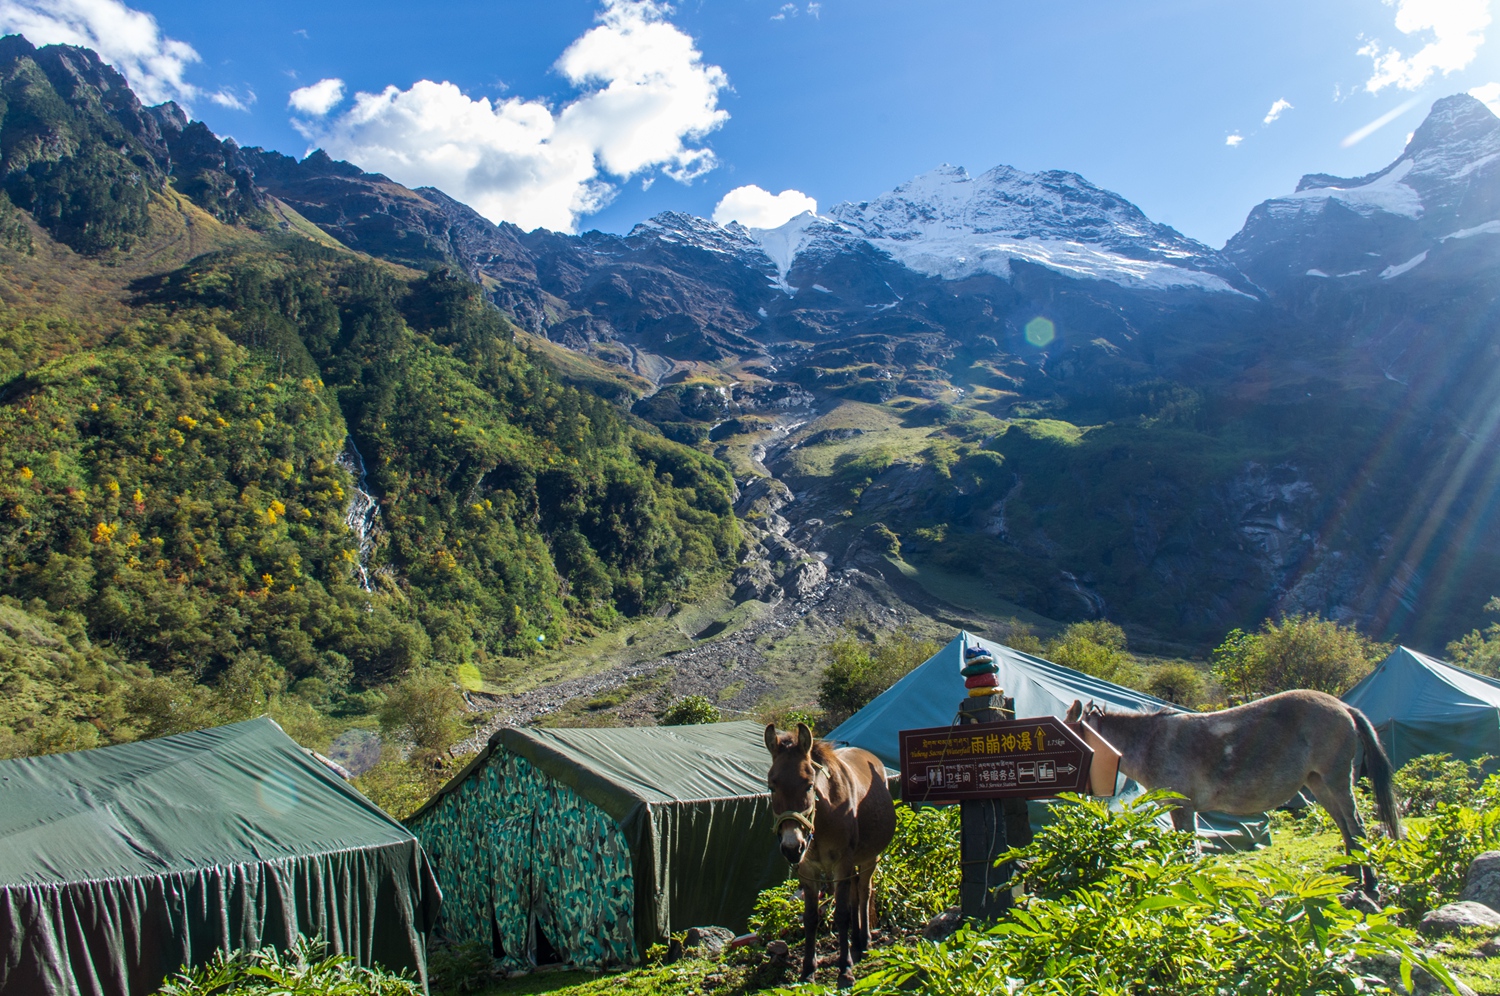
827,631 -> 1266,849
1342,646 -> 1500,769
827,631 -> 1177,768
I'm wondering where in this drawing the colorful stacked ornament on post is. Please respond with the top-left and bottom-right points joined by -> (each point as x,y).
962,642 -> 1000,697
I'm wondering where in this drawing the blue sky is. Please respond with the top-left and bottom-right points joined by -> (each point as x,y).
5,0 -> 1500,246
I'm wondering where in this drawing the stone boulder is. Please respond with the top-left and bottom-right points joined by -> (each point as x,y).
780,559 -> 828,600
731,562 -> 780,603
683,925 -> 736,956
1460,850 -> 1500,913
922,905 -> 963,942
1419,900 -> 1500,936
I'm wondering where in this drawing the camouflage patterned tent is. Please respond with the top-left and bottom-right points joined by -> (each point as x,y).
407,722 -> 786,972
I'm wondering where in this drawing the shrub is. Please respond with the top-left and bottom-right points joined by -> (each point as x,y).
818,627 -> 939,724
1211,615 -> 1389,698
1447,596 -> 1500,677
1005,791 -> 1196,898
785,793 -> 1455,996
659,694 -> 720,726
749,803 -> 961,942
1044,621 -> 1140,688
379,668 -> 463,754
872,804 -> 961,932
1361,774 -> 1500,923
1145,660 -> 1207,706
156,935 -> 419,995
1394,753 -> 1493,817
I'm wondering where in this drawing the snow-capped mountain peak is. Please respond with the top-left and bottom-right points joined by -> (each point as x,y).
826,163 -> 1252,294
1226,94 -> 1500,286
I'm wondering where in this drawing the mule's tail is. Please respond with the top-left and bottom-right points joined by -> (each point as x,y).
1349,705 -> 1401,840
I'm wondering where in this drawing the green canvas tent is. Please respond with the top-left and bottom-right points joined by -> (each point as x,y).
407,721 -> 787,972
827,631 -> 1269,849
1342,646 -> 1500,770
0,717 -> 441,996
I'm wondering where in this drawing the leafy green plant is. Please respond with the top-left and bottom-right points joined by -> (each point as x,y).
817,627 -> 939,724
1210,616 -> 1389,698
749,878 -> 815,942
1394,753 -> 1493,816
1446,595 -> 1500,677
872,804 -> 961,932
1361,774 -> 1500,922
1004,791 -> 1196,898
1145,660 -> 1207,706
425,940 -> 493,994
659,694 -> 720,726
781,793 -> 1457,996
156,935 -> 419,995
1044,621 -> 1140,687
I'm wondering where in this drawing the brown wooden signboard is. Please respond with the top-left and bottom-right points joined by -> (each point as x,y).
899,716 -> 1095,802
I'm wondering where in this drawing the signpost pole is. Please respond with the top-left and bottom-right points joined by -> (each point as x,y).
956,695 -> 1029,921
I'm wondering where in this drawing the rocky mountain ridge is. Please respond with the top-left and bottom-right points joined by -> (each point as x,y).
5,32 -> 1500,649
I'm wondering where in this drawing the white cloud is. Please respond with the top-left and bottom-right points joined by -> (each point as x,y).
713,185 -> 816,228
1225,133 -> 1244,147
807,2 -> 821,17
289,77 -> 345,116
302,0 -> 729,233
1470,81 -> 1500,115
0,0 -> 200,104
771,3 -> 796,19
1263,98 -> 1293,125
209,87 -> 254,112
1360,0 -> 1491,93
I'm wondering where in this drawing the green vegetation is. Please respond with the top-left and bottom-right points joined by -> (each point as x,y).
658,694 -> 720,725
789,793 -> 1452,996
1042,620 -> 1140,688
0,240 -> 735,784
1210,615 -> 1389,697
750,804 -> 960,946
157,936 -> 419,995
1392,752 -> 1493,816
816,626 -> 940,725
1447,595 -> 1500,676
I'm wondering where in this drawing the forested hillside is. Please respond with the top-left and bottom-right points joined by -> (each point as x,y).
0,36 -> 737,761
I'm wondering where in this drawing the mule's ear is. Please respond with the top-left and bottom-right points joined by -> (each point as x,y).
1065,700 -> 1083,723
764,723 -> 781,755
795,722 -> 813,754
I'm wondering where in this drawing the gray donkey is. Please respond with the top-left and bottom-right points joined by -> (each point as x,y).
1068,690 -> 1399,879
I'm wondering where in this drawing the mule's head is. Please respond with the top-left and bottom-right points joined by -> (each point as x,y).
764,721 -> 818,866
1066,699 -> 1105,729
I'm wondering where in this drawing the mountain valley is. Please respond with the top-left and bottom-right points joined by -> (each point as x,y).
3,33 -> 1500,781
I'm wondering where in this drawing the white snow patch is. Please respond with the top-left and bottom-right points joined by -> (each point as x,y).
757,306 -> 768,318
812,284 -> 832,293
1276,159 -> 1423,219
872,233 -> 1250,295
1306,269 -> 1330,277
1442,219 -> 1500,240
1337,269 -> 1368,277
746,211 -> 820,293
1380,250 -> 1428,279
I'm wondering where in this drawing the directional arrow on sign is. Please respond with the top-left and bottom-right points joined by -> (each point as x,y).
1058,764 -> 1078,775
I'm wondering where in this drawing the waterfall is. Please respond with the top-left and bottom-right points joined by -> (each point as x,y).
335,436 -> 380,592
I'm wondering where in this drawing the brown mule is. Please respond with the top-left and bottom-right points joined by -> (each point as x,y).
765,722 -> 895,988
1068,690 -> 1400,890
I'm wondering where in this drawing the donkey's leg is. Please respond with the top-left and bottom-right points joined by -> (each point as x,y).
852,860 -> 876,963
799,882 -> 819,983
1305,772 -> 1374,892
833,876 -> 855,988
1169,801 -> 1200,853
